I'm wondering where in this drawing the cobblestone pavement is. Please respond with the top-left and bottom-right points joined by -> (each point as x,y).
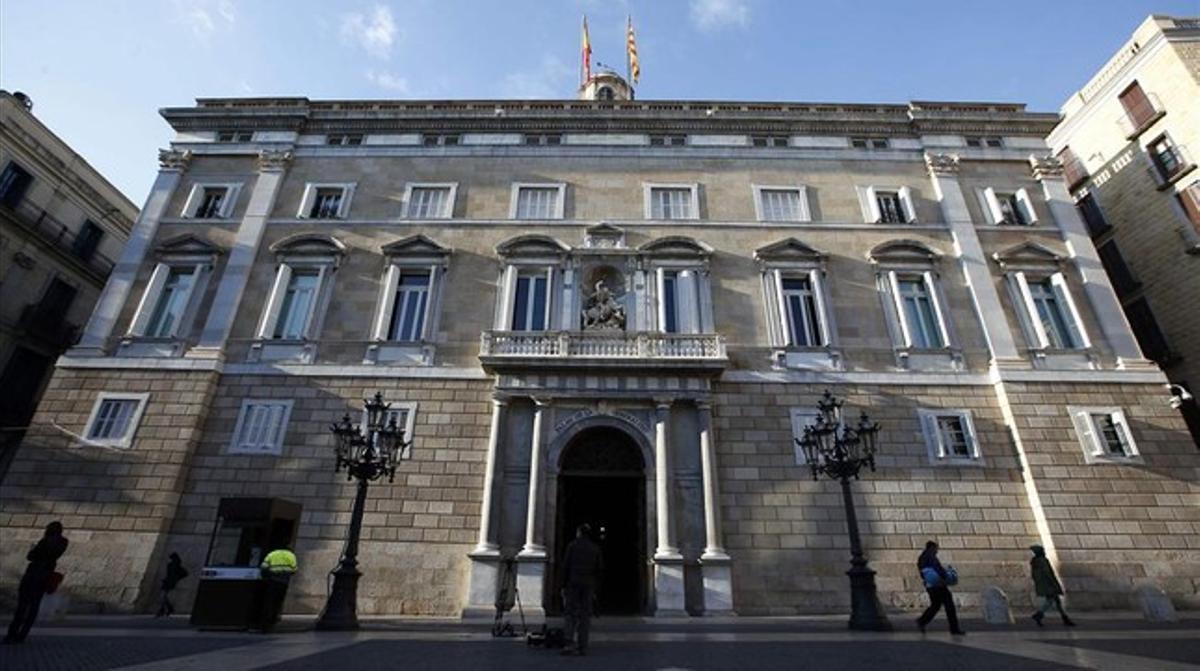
0,615 -> 1197,670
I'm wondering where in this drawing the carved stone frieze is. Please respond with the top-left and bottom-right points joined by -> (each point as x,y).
924,152 -> 960,176
257,149 -> 294,172
157,148 -> 193,171
1029,154 -> 1064,181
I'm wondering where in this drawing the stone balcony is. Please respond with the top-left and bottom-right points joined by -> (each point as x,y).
479,330 -> 727,373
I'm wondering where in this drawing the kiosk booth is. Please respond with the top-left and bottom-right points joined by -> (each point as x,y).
190,497 -> 302,629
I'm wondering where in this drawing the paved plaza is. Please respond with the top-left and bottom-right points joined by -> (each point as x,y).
0,615 -> 1197,670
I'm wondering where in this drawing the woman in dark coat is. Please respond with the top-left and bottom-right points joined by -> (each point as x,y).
4,521 -> 69,644
156,552 -> 189,617
915,540 -> 965,635
1030,545 -> 1075,627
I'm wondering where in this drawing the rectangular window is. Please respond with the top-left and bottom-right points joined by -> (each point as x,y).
72,220 -> 104,261
195,187 -> 227,219
387,272 -> 430,342
1149,135 -> 1186,181
423,133 -> 460,146
966,136 -> 1003,148
897,277 -> 944,348
0,162 -> 34,208
661,271 -> 679,333
1118,81 -> 1158,131
995,192 -> 1028,225
511,272 -> 549,331
1069,406 -> 1139,462
781,277 -> 821,347
649,135 -> 686,147
1058,146 -> 1089,188
326,134 -> 363,146
648,187 -> 694,219
85,393 -> 149,448
524,133 -> 562,145
876,190 -> 905,223
1076,192 -> 1110,237
919,410 -> 979,463
852,137 -> 889,149
145,267 -> 197,338
406,186 -> 453,219
229,400 -> 293,455
1097,241 -> 1139,297
309,188 -> 344,219
1027,278 -> 1079,349
1179,182 -> 1200,232
216,130 -> 253,143
757,188 -> 805,222
514,186 -> 561,219
751,136 -> 788,147
274,269 -> 320,339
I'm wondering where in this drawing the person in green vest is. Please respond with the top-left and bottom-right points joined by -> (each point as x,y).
1029,545 -> 1075,627
258,545 -> 298,632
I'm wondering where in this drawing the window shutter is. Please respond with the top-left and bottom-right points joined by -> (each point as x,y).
1049,273 -> 1089,348
898,186 -> 916,223
299,265 -> 329,338
1110,411 -> 1135,456
373,264 -> 400,340
1180,183 -> 1200,231
864,186 -> 882,223
297,185 -> 317,218
1015,188 -> 1038,224
927,414 -> 947,459
983,188 -> 1004,225
338,184 -> 356,218
678,269 -> 700,334
543,267 -> 555,330
129,263 -> 171,336
655,267 -> 667,332
181,184 -> 203,218
164,263 -> 204,338
808,269 -> 830,347
421,264 -> 440,341
498,266 -> 517,330
772,269 -> 791,346
923,271 -> 950,348
1014,272 -> 1049,348
258,264 -> 292,338
886,271 -> 912,347
221,185 -> 241,218
1074,411 -> 1103,456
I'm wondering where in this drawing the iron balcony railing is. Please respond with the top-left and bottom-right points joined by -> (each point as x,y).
1,199 -> 116,280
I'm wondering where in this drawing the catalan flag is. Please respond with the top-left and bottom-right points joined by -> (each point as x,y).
626,16 -> 640,84
581,16 -> 593,84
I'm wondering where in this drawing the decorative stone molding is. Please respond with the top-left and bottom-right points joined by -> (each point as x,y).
257,149 -> 294,172
924,152 -> 960,176
157,148 -> 192,171
1029,154 -> 1064,181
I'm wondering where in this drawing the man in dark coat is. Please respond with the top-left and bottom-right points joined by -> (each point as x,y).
915,540 -> 965,635
1030,545 -> 1075,627
156,552 -> 190,618
560,524 -> 603,656
4,521 -> 69,644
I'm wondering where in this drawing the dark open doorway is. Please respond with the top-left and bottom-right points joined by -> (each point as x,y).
553,426 -> 646,615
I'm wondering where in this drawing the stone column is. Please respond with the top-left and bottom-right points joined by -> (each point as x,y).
72,149 -> 191,356
697,401 -> 733,615
187,149 -> 293,360
1029,155 -> 1150,368
653,399 -> 685,615
924,152 -> 1022,368
463,395 -> 507,618
516,397 -> 550,619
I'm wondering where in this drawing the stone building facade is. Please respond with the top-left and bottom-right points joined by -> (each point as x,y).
2,79 -> 1197,618
0,90 -> 137,474
1046,15 -> 1200,443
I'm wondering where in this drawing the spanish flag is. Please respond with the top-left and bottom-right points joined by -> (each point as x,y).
627,16 -> 640,84
581,16 -> 592,84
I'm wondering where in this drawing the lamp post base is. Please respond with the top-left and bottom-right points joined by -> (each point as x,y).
846,564 -> 892,631
315,564 -> 362,631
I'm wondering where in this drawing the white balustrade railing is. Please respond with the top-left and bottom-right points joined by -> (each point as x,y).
480,331 -> 725,360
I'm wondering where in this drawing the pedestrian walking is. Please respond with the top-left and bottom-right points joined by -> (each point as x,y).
915,540 -> 965,636
257,545 -> 298,632
4,521 -> 69,644
156,552 -> 190,618
560,524 -> 604,657
1029,545 -> 1075,627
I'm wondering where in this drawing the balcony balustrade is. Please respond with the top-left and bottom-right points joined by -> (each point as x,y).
479,330 -> 726,371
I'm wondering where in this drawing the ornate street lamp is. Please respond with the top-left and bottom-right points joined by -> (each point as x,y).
316,392 -> 411,630
795,390 -> 891,631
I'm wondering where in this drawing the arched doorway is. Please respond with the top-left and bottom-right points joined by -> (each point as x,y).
553,426 -> 647,615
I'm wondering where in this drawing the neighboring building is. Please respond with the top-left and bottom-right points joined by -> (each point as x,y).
0,90 -> 137,473
1047,15 -> 1200,443
2,74 -> 1197,619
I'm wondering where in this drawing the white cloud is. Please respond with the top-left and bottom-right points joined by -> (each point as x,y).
690,0 -> 750,31
500,55 -> 574,100
366,70 -> 411,95
340,5 -> 397,59
173,0 -> 236,41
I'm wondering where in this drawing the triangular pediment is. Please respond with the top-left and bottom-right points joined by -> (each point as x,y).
496,234 -> 571,257
754,238 -> 827,263
638,236 -> 713,258
155,234 -> 223,257
867,239 -> 942,263
991,241 -> 1064,267
382,234 -> 450,258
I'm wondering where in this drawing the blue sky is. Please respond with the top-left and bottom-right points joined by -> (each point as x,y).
2,0 -> 1195,203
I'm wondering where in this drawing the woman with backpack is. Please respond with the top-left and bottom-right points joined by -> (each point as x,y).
915,540 -> 965,635
1029,545 -> 1075,627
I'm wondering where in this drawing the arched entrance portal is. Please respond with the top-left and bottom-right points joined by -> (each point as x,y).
553,426 -> 647,615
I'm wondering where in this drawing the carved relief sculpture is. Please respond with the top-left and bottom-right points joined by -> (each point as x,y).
582,280 -> 626,330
